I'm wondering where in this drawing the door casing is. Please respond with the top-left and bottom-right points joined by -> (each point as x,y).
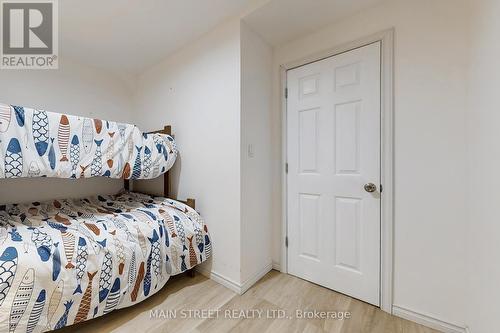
280,29 -> 394,313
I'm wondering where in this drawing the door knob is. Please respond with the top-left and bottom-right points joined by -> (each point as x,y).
364,183 -> 377,193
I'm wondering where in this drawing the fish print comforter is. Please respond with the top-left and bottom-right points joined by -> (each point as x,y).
0,191 -> 211,332
0,102 -> 177,179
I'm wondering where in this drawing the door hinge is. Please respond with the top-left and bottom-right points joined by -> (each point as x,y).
380,184 -> 383,193
285,163 -> 288,173
285,88 -> 288,98
285,236 -> 288,247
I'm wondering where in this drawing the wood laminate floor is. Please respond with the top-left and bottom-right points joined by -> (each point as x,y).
56,270 -> 439,333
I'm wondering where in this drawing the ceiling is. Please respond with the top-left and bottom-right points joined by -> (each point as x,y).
58,0 -> 385,76
59,0 -> 259,75
243,0 -> 385,46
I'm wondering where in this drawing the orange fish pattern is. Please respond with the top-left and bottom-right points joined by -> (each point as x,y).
58,115 -> 70,162
0,102 -> 177,180
84,222 -> 100,236
94,119 -> 103,134
61,230 -> 75,269
187,236 -> 198,267
106,132 -> 115,168
160,209 -> 177,237
0,191 -> 211,330
54,214 -> 71,225
131,262 -> 145,302
74,271 -> 97,323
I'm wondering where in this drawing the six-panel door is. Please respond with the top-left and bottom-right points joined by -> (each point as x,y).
287,42 -> 381,306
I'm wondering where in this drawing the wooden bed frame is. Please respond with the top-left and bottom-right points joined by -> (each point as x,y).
123,125 -> 196,277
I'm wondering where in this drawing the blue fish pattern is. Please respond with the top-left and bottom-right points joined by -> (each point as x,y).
12,106 -> 25,127
5,138 -> 23,178
103,278 -> 120,314
29,227 -> 53,261
99,249 -> 113,303
138,209 -> 157,221
143,146 -> 152,178
47,221 -> 66,231
0,191 -> 210,331
54,300 -> 73,329
205,233 -> 212,259
180,254 -> 187,272
32,110 -> 49,156
131,146 -> 142,179
9,228 -> 22,242
0,102 -> 177,179
173,215 -> 187,251
52,242 -> 61,281
153,135 -> 163,155
158,219 -> 169,248
48,138 -> 56,170
74,237 -> 88,294
91,139 -> 103,177
0,247 -> 17,306
70,135 -> 80,178
26,289 -> 46,333
143,246 -> 152,297
148,230 -> 161,287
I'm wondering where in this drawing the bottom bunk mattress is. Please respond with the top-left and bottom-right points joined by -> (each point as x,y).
0,191 -> 211,332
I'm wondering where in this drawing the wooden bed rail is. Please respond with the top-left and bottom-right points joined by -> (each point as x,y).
123,125 -> 195,209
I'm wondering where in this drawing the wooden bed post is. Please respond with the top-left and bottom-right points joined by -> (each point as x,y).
186,196 -> 196,278
185,197 -> 196,278
163,125 -> 171,198
186,198 -> 195,209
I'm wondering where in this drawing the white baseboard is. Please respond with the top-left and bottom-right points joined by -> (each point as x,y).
271,261 -> 281,271
240,262 -> 273,294
392,305 -> 467,333
195,266 -> 242,294
196,262 -> 273,295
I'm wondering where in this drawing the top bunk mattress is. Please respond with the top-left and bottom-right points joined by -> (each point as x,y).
0,103 -> 177,179
0,191 -> 211,331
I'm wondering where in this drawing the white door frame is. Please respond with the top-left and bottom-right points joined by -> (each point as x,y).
280,29 -> 394,313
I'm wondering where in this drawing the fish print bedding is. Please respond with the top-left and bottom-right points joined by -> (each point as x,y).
0,191 -> 211,332
0,102 -> 177,179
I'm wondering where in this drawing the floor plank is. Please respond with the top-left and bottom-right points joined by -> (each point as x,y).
55,270 -> 441,333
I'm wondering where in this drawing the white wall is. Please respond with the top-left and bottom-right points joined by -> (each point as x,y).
0,59 -> 134,204
269,0 -> 470,327
133,19 -> 243,284
240,22 -> 273,283
133,18 -> 274,289
466,0 -> 500,332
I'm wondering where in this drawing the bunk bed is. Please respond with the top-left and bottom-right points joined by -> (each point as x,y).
0,103 -> 211,332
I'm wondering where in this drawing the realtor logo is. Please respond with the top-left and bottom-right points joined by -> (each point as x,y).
1,0 -> 58,69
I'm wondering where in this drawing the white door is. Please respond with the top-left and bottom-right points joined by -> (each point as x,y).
287,42 -> 381,306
